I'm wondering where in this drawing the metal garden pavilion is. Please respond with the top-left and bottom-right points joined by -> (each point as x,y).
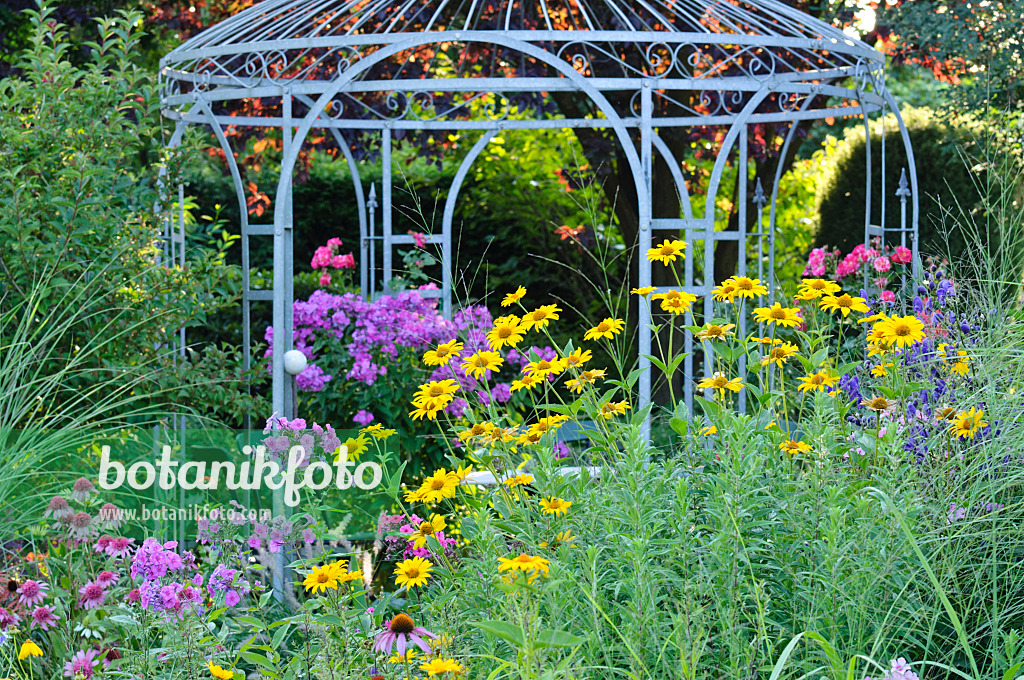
159,0 -> 920,425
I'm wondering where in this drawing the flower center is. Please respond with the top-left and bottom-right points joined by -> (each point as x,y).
870,398 -> 888,410
498,327 -> 512,338
429,386 -> 443,397
770,309 -> 787,319
597,322 -> 610,332
85,584 -> 103,598
430,479 -> 446,490
837,295 -> 852,307
390,613 -> 415,635
419,522 -> 435,535
316,572 -> 330,584
893,322 -> 911,336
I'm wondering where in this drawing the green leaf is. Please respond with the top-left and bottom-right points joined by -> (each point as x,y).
471,620 -> 525,649
669,417 -> 688,437
534,628 -> 586,649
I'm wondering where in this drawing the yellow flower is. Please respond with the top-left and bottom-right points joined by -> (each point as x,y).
394,557 -> 433,589
873,315 -> 926,348
728,276 -> 768,299
870,362 -> 894,378
208,662 -> 235,679
819,293 -> 871,317
502,473 -> 534,489
938,344 -> 971,376
303,563 -> 340,594
416,469 -> 460,503
337,433 -> 369,460
482,426 -> 517,446
539,530 -> 577,549
696,372 -> 744,398
527,414 -> 570,435
524,357 -> 565,378
408,514 -> 447,549
510,372 -> 544,392
420,658 -> 465,676
760,342 -> 799,367
520,304 -> 561,331
779,440 -> 812,456
646,239 -> 687,264
564,368 -> 606,393
332,563 -> 363,583
18,641 -> 43,660
539,497 -> 572,515
598,401 -> 631,419
696,323 -> 735,341
457,422 -> 493,442
498,553 -> 551,576
414,379 -> 460,403
796,279 -> 841,300
502,286 -> 526,307
452,463 -> 473,481
361,423 -> 397,440
797,371 -> 838,393
631,286 -> 656,296
752,303 -> 802,328
584,318 -> 625,341
951,407 -> 987,439
460,351 -> 503,379
861,396 -> 897,413
748,335 -> 782,345
486,315 -> 525,350
859,312 -> 888,324
423,339 -> 463,366
388,650 -> 419,664
562,347 -> 592,369
699,425 -> 718,436
409,396 -> 448,421
516,430 -> 544,446
712,280 -> 737,302
651,289 -> 698,314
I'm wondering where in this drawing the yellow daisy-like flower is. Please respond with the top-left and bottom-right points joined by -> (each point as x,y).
510,372 -> 544,392
651,289 -> 698,315
417,469 -> 460,503
859,313 -> 889,325
498,553 -> 551,576
752,303 -> 802,328
938,344 -> 971,376
797,371 -> 838,393
539,530 -> 577,549
404,486 -> 427,503
208,662 -> 235,679
564,368 -> 606,393
520,304 -> 561,332
870,362 -> 895,378
303,563 -> 340,594
452,463 -> 473,482
760,342 -> 799,367
502,286 -> 526,307
562,347 -> 592,369
333,564 -> 363,584
583,318 -> 626,341
729,276 -> 768,299
631,286 -> 656,296
598,401 -> 631,419
539,497 -> 572,515
779,440 -> 812,456
361,423 -> 397,440
819,293 -> 871,317
388,650 -> 419,664
414,379 -> 460,403
486,315 -> 525,350
748,335 -> 783,345
712,280 -> 738,302
502,473 -> 534,489
394,557 -> 433,589
696,372 -> 744,398
527,414 -> 570,435
646,239 -> 687,264
482,426 -> 517,446
408,514 -> 447,549
420,658 -> 465,676
460,350 -> 503,379
951,407 -> 987,439
18,641 -> 43,660
796,279 -> 841,300
699,425 -> 718,436
524,357 -> 565,378
409,397 -> 447,421
457,422 -> 493,442
873,315 -> 926,349
337,434 -> 369,460
861,396 -> 897,413
516,430 -> 545,446
423,339 -> 463,366
696,323 -> 735,341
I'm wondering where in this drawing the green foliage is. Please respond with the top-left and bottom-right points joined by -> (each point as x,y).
813,107 -> 989,259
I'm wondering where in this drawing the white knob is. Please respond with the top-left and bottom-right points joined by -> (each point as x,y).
283,349 -> 308,376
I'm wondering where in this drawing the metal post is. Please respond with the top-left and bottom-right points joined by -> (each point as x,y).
638,80 -> 653,440
367,183 -> 377,300
382,129 -> 393,294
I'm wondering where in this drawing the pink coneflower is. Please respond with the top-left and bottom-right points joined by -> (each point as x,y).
106,536 -> 135,558
372,613 -> 437,657
65,649 -> 100,678
78,581 -> 107,609
30,605 -> 59,630
45,495 -> 74,520
70,477 -> 96,502
96,571 -> 118,587
17,579 -> 49,606
95,534 -> 113,554
97,503 -> 123,530
69,511 -> 93,539
0,606 -> 20,630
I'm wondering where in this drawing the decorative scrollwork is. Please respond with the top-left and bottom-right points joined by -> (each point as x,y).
322,90 -> 511,123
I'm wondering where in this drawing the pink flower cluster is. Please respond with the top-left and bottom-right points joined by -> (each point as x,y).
311,237 -> 356,286
865,658 -> 920,680
260,414 -> 341,467
804,242 -> 913,282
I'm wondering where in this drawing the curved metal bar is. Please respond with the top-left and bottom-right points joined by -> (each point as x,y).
294,93 -> 368,300
651,133 -> 693,221
880,89 -> 920,279
441,130 -> 500,319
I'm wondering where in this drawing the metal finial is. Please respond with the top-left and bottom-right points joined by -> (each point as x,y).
752,177 -> 767,206
367,182 -> 378,210
896,168 -> 911,199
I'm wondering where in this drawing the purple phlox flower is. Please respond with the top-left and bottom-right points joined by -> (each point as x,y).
372,613 -> 438,657
17,579 -> 49,607
947,503 -> 967,524
130,539 -> 184,580
354,409 -> 375,426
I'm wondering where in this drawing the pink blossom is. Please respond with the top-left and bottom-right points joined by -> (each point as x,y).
873,256 -> 891,272
880,290 -> 896,304
409,231 -> 428,248
78,581 -> 107,609
30,605 -> 59,630
17,579 -> 49,607
891,245 -> 913,264
319,271 -> 332,286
